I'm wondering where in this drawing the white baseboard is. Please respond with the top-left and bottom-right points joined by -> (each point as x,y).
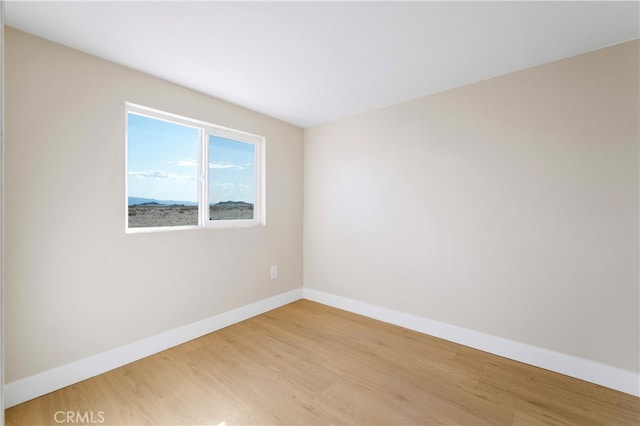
303,288 -> 640,397
6,286 -> 638,409
4,288 -> 303,408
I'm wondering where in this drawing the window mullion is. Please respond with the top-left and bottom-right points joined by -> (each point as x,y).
199,129 -> 208,226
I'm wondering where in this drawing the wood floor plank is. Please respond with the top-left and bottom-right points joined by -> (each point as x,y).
5,300 -> 639,425
477,358 -> 639,425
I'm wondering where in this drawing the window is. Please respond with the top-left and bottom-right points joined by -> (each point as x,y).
126,103 -> 265,232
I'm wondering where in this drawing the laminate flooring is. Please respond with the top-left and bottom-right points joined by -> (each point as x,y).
5,300 -> 639,425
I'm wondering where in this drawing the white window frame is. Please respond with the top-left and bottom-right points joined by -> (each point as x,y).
125,102 -> 265,233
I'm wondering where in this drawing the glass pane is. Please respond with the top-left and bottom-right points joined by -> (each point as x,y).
209,135 -> 255,221
127,113 -> 199,228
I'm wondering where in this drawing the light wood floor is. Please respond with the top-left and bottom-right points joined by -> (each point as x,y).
5,300 -> 639,425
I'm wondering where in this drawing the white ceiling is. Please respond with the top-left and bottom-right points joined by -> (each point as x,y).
5,1 -> 639,128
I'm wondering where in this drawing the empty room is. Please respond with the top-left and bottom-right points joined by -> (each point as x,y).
1,1 -> 639,425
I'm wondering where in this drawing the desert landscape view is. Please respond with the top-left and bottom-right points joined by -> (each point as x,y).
128,201 -> 253,228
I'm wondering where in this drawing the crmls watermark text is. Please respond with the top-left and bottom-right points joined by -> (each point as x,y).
53,411 -> 105,424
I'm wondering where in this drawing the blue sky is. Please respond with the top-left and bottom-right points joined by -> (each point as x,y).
128,113 -> 255,204
209,135 -> 255,204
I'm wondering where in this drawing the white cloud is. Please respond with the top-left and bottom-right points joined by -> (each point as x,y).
213,182 -> 234,190
177,159 -> 198,167
209,162 -> 243,170
128,170 -> 196,181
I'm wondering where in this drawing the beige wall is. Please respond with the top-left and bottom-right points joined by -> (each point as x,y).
305,40 -> 640,372
4,28 -> 304,382
1,6 -> 5,417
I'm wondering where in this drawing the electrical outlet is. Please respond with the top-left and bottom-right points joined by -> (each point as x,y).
270,265 -> 278,279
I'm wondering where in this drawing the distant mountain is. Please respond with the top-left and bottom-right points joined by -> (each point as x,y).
128,196 -> 198,206
128,197 -> 253,207
213,201 -> 253,208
